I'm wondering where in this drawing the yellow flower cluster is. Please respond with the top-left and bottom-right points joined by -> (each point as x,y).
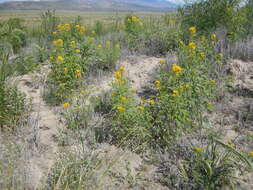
53,39 -> 63,47
172,64 -> 182,75
148,100 -> 155,105
75,25 -> 85,33
137,106 -> 144,111
189,26 -> 197,35
75,49 -> 81,54
249,152 -> 253,157
75,69 -> 81,78
159,59 -> 165,64
155,80 -> 161,87
57,24 -> 71,32
211,33 -> 217,40
172,90 -> 179,96
168,19 -> 174,25
57,56 -> 64,62
114,66 -> 126,80
117,106 -> 125,111
63,102 -> 70,108
120,96 -> 127,101
127,16 -> 143,26
69,41 -> 76,48
193,146 -> 203,153
188,42 -> 196,51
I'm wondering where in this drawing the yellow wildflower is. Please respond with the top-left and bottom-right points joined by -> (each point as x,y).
52,31 -> 57,35
91,30 -> 96,35
168,19 -> 174,25
97,44 -> 102,49
207,101 -> 212,106
75,24 -> 81,30
172,90 -> 179,96
189,26 -> 197,35
69,41 -> 76,48
75,49 -> 81,54
193,146 -> 203,153
155,80 -> 161,87
131,16 -> 138,22
249,152 -> 253,157
211,33 -> 217,40
64,67 -> 68,72
188,42 -> 196,51
172,64 -> 182,75
53,39 -> 63,47
140,97 -> 145,102
148,100 -> 155,105
114,71 -> 122,79
119,66 -> 125,72
112,92 -> 117,97
200,52 -> 205,57
57,56 -> 64,62
63,102 -> 70,108
159,59 -> 165,64
117,106 -> 125,111
75,69 -> 81,77
64,24 -> 71,31
179,41 -> 184,46
227,140 -> 235,147
120,96 -> 127,101
137,106 -> 144,111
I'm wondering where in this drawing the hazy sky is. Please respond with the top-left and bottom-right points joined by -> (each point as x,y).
0,0 -> 185,3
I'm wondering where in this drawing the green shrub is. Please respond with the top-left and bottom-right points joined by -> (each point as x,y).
180,139 -> 252,190
179,0 -> 245,38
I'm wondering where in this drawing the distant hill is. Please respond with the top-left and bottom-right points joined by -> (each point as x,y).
0,0 -> 181,11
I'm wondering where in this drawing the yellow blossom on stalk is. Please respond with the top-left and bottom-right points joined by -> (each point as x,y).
75,49 -> 81,54
119,66 -> 125,72
159,59 -> 165,64
63,102 -> 70,108
97,44 -> 102,49
53,39 -> 63,47
114,71 -> 122,79
193,146 -> 203,153
148,100 -> 155,105
57,56 -> 64,62
200,52 -> 206,57
172,90 -> 179,96
75,69 -> 81,77
137,106 -> 144,111
249,152 -> 253,157
112,92 -> 117,97
120,96 -> 127,101
207,101 -> 212,106
172,64 -> 182,75
64,67 -> 68,72
52,31 -> 57,35
56,24 -> 62,30
189,26 -> 197,35
179,41 -> 184,46
131,16 -> 138,22
155,80 -> 161,87
91,30 -> 96,35
200,36 -> 206,41
64,24 -> 71,31
75,25 -> 81,30
188,42 -> 196,51
69,41 -> 76,48
211,33 -> 217,40
117,106 -> 125,111
168,19 -> 174,25
227,140 -> 235,147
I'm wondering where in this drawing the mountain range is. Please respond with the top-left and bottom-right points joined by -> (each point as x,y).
0,0 -> 184,11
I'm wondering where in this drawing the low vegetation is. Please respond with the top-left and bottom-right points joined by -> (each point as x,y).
1,0 -> 253,189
